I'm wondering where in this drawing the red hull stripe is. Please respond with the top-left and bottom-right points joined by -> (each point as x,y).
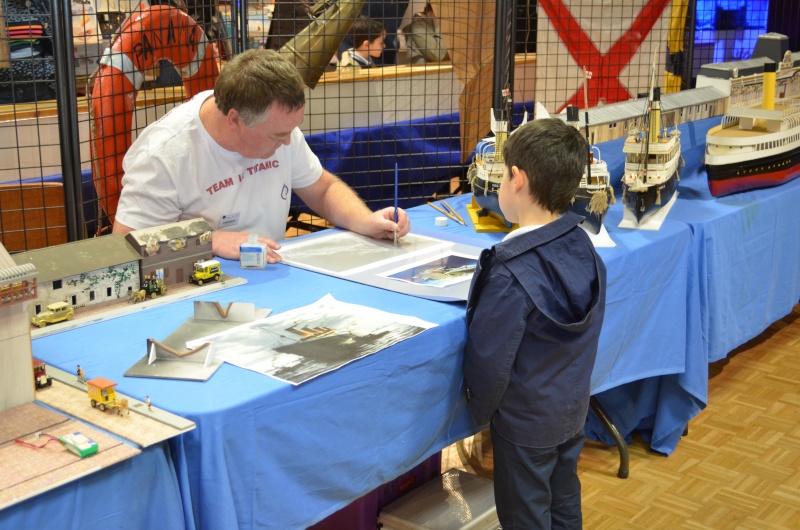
709,164 -> 800,197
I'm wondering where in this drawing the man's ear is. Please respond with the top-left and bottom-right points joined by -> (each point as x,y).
227,109 -> 243,131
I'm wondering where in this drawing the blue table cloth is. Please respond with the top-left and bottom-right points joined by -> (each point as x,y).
28,192 -> 708,528
668,141 -> 800,363
32,264 -> 474,529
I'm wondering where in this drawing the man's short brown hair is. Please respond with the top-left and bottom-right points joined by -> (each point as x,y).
214,49 -> 305,126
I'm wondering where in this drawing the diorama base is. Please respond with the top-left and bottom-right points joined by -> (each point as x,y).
618,191 -> 679,231
31,276 -> 248,339
466,199 -> 518,233
38,364 -> 195,444
0,402 -> 140,510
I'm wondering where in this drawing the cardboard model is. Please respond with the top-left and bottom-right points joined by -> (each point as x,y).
125,301 -> 272,381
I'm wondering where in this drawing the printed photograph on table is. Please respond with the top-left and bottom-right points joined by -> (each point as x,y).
279,231 -> 447,275
379,252 -> 477,288
188,294 -> 436,385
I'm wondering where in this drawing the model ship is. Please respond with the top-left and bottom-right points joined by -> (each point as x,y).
467,88 -> 526,229
704,35 -> 800,197
565,103 -> 614,234
621,52 -> 682,224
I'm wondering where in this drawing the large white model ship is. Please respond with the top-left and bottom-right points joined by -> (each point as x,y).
704,41 -> 800,197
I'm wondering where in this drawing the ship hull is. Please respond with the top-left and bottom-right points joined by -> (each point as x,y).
707,144 -> 800,197
471,176 -> 512,228
569,188 -> 608,234
623,170 -> 679,223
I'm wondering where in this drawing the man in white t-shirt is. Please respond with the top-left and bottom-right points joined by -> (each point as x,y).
113,49 -> 410,261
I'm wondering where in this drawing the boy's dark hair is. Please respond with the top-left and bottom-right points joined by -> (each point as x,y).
502,118 -> 588,213
351,16 -> 385,48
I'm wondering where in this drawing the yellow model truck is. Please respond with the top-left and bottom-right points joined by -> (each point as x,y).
86,377 -> 128,415
31,301 -> 74,328
190,259 -> 222,285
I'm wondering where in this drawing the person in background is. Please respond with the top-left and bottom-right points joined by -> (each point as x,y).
462,118 -> 606,529
401,2 -> 449,64
112,49 -> 409,261
338,16 -> 386,69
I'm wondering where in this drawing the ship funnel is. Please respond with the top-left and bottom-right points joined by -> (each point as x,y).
278,0 -> 366,89
566,105 -> 580,128
650,86 -> 661,141
762,62 -> 776,111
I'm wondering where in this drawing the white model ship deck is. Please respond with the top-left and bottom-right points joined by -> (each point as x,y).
706,99 -> 800,166
623,134 -> 681,190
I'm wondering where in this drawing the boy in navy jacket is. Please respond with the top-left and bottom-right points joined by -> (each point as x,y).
464,118 -> 606,529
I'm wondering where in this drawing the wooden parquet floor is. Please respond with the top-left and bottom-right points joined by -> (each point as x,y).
443,304 -> 800,529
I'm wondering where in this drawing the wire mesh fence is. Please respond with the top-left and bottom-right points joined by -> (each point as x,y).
0,0 -> 798,249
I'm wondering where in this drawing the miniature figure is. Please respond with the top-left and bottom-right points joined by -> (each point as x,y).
77,365 -> 86,384
31,301 -> 74,328
146,395 -> 152,412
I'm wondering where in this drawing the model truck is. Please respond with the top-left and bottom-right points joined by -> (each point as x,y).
190,259 -> 222,285
86,377 -> 129,415
33,358 -> 53,388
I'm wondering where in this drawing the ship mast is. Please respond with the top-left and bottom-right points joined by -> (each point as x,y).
583,66 -> 593,184
640,48 -> 660,183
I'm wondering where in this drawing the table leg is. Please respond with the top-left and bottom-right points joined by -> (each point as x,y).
589,396 -> 629,479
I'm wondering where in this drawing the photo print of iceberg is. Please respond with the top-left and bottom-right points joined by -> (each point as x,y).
380,252 -> 478,288
187,294 -> 436,385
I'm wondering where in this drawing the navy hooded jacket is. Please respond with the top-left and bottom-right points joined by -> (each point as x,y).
463,212 -> 606,447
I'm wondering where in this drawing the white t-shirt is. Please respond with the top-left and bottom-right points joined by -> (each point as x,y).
116,90 -> 323,241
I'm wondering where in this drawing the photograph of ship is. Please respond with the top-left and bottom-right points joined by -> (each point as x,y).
278,231 -> 447,275
700,33 -> 800,197
381,253 -> 477,288
187,294 -> 435,385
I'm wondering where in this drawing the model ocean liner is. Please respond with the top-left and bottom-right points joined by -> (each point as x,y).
704,44 -> 800,197
621,57 -> 682,224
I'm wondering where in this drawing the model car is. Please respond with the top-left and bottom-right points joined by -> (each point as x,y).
31,301 -> 74,328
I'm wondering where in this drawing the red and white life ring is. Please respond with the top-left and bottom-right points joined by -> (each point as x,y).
88,4 -> 219,224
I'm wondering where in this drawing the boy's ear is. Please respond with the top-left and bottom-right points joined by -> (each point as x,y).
510,166 -> 528,193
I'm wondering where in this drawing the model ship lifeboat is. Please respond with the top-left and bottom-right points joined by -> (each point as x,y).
705,62 -> 800,197
569,146 -> 614,234
622,88 -> 682,223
